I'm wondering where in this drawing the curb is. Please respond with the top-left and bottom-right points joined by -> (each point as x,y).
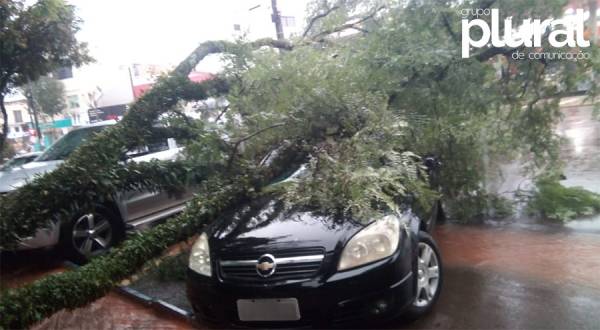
61,260 -> 195,324
115,285 -> 195,322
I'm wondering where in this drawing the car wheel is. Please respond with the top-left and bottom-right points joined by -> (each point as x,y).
61,205 -> 124,264
404,231 -> 443,320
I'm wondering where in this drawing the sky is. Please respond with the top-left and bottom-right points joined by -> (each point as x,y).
66,0 -> 312,70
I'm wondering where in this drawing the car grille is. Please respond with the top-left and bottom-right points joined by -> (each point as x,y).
219,247 -> 325,282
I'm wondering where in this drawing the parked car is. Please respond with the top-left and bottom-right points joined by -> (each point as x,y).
0,152 -> 43,172
186,163 -> 444,327
0,121 -> 193,261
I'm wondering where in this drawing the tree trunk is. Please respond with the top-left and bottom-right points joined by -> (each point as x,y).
25,82 -> 43,149
0,93 -> 8,156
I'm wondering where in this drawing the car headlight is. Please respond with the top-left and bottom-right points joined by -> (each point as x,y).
189,233 -> 211,276
338,215 -> 401,271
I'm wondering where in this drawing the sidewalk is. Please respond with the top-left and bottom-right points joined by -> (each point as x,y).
32,291 -> 196,330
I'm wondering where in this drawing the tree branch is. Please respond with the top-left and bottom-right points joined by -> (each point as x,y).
215,105 -> 230,122
233,122 -> 287,147
227,122 -> 287,169
441,12 -> 459,44
169,108 -> 193,126
480,0 -> 498,10
302,5 -> 340,37
250,38 -> 294,51
173,38 -> 294,77
474,46 -> 518,62
311,6 -> 385,40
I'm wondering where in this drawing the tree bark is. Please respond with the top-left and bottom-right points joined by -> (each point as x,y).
25,83 -> 43,149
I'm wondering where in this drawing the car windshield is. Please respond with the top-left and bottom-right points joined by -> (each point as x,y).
36,126 -> 107,162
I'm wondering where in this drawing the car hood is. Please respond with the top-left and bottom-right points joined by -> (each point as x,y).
207,196 -> 366,254
0,160 -> 63,193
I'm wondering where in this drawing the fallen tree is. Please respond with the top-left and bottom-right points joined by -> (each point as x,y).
0,0 -> 598,328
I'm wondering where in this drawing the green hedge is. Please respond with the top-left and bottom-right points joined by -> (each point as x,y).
0,178 -> 248,329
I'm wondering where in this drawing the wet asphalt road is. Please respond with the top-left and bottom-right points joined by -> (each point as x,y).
411,265 -> 600,330
403,224 -> 600,330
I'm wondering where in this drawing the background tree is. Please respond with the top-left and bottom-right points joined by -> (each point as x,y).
26,76 -> 66,119
0,0 -> 91,154
23,76 -> 67,143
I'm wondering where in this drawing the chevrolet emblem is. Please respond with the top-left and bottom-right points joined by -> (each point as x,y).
256,254 -> 276,277
257,261 -> 274,271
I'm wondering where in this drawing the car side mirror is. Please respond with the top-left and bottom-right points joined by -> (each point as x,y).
424,156 -> 441,171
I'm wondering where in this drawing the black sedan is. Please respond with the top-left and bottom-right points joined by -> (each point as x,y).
186,172 -> 444,327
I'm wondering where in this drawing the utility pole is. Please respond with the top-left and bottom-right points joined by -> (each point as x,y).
127,65 -> 136,101
271,0 -> 285,40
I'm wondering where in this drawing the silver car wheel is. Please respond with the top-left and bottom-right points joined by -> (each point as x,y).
413,241 -> 440,307
72,213 -> 113,257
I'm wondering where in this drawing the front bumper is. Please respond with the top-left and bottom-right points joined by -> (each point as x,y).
186,249 -> 416,327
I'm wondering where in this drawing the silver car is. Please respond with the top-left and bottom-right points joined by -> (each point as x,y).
0,121 -> 193,261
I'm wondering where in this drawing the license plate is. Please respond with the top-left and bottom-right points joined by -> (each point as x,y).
237,298 -> 301,321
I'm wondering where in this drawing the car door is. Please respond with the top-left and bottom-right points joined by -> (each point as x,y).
118,139 -> 193,226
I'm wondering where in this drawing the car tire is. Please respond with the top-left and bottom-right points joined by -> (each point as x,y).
60,205 -> 125,264
403,231 -> 443,321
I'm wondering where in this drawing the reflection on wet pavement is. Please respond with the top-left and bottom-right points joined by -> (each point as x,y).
435,224 -> 600,290
400,224 -> 600,329
408,265 -> 600,330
